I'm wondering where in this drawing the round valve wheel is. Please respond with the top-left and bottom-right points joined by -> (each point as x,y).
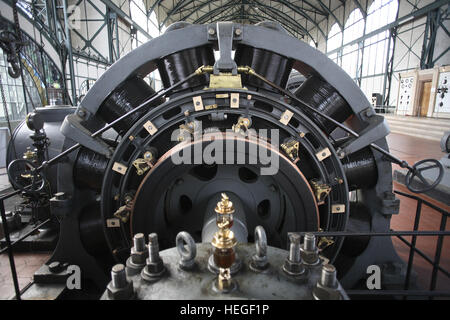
405,159 -> 444,193
7,159 -> 46,193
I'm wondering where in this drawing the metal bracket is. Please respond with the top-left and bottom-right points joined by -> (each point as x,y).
339,115 -> 390,157
60,114 -> 112,157
281,139 -> 300,161
213,22 -> 238,75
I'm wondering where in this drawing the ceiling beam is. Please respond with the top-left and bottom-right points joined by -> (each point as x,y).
193,1 -> 242,24
248,1 -> 312,38
276,0 -> 326,38
352,0 -> 367,18
99,0 -> 152,38
317,0 -> 343,30
327,0 -> 449,55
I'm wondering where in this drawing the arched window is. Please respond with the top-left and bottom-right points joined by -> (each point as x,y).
343,9 -> 364,44
327,23 -> 342,63
361,0 -> 398,102
341,9 -> 365,79
130,1 -> 165,90
130,0 -> 148,48
327,23 -> 342,52
366,0 -> 398,34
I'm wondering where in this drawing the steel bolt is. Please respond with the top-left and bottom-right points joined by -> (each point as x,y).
141,233 -> 165,280
283,233 -> 305,277
111,264 -> 127,289
208,28 -> 215,35
235,28 -> 242,36
48,261 -> 62,273
127,233 -> 148,274
313,264 -> 341,300
304,233 -> 316,251
133,233 -> 146,252
107,263 -> 134,300
148,233 -> 160,262
288,234 -> 301,263
320,264 -> 337,288
300,233 -> 320,265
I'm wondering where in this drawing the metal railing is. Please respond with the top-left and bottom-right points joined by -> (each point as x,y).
0,188 -> 449,300
0,188 -> 50,300
295,189 -> 450,299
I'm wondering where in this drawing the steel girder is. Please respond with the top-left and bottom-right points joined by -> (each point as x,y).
149,0 -> 336,40
189,0 -> 315,39
420,5 -> 449,69
326,0 -> 450,56
158,0 -> 326,38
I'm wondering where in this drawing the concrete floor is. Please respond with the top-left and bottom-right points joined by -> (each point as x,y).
0,132 -> 448,299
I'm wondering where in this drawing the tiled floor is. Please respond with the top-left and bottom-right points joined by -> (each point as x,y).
0,170 -> 52,300
0,252 -> 50,299
0,132 -> 448,299
386,132 -> 450,292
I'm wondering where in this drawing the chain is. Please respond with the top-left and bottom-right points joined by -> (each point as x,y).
12,0 -> 22,41
0,72 -> 18,159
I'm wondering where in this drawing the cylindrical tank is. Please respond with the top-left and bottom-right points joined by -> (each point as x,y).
6,106 -> 76,193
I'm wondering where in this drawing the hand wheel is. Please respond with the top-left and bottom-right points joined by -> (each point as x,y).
405,159 -> 444,193
7,159 -> 46,193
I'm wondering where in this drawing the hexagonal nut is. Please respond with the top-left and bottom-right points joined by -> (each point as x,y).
312,282 -> 342,300
126,257 -> 144,276
130,247 -> 148,265
48,261 -> 64,273
141,259 -> 165,280
282,259 -> 305,276
106,281 -> 134,300
300,248 -> 319,265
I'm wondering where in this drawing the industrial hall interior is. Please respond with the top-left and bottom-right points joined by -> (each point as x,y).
0,0 -> 449,301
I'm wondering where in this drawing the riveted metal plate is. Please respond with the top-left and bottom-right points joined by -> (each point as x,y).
331,204 -> 345,214
112,162 -> 127,175
316,148 -> 331,161
230,93 -> 239,108
280,110 -> 294,125
193,96 -> 204,111
107,218 -> 121,228
143,120 -> 157,135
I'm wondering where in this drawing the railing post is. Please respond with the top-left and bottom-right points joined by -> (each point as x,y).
429,214 -> 447,299
0,200 -> 21,300
404,200 -> 422,292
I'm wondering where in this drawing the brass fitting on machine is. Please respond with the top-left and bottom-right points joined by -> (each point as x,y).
195,65 -> 255,75
212,193 -> 237,293
23,147 -> 37,162
195,65 -> 214,75
309,179 -> 331,204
